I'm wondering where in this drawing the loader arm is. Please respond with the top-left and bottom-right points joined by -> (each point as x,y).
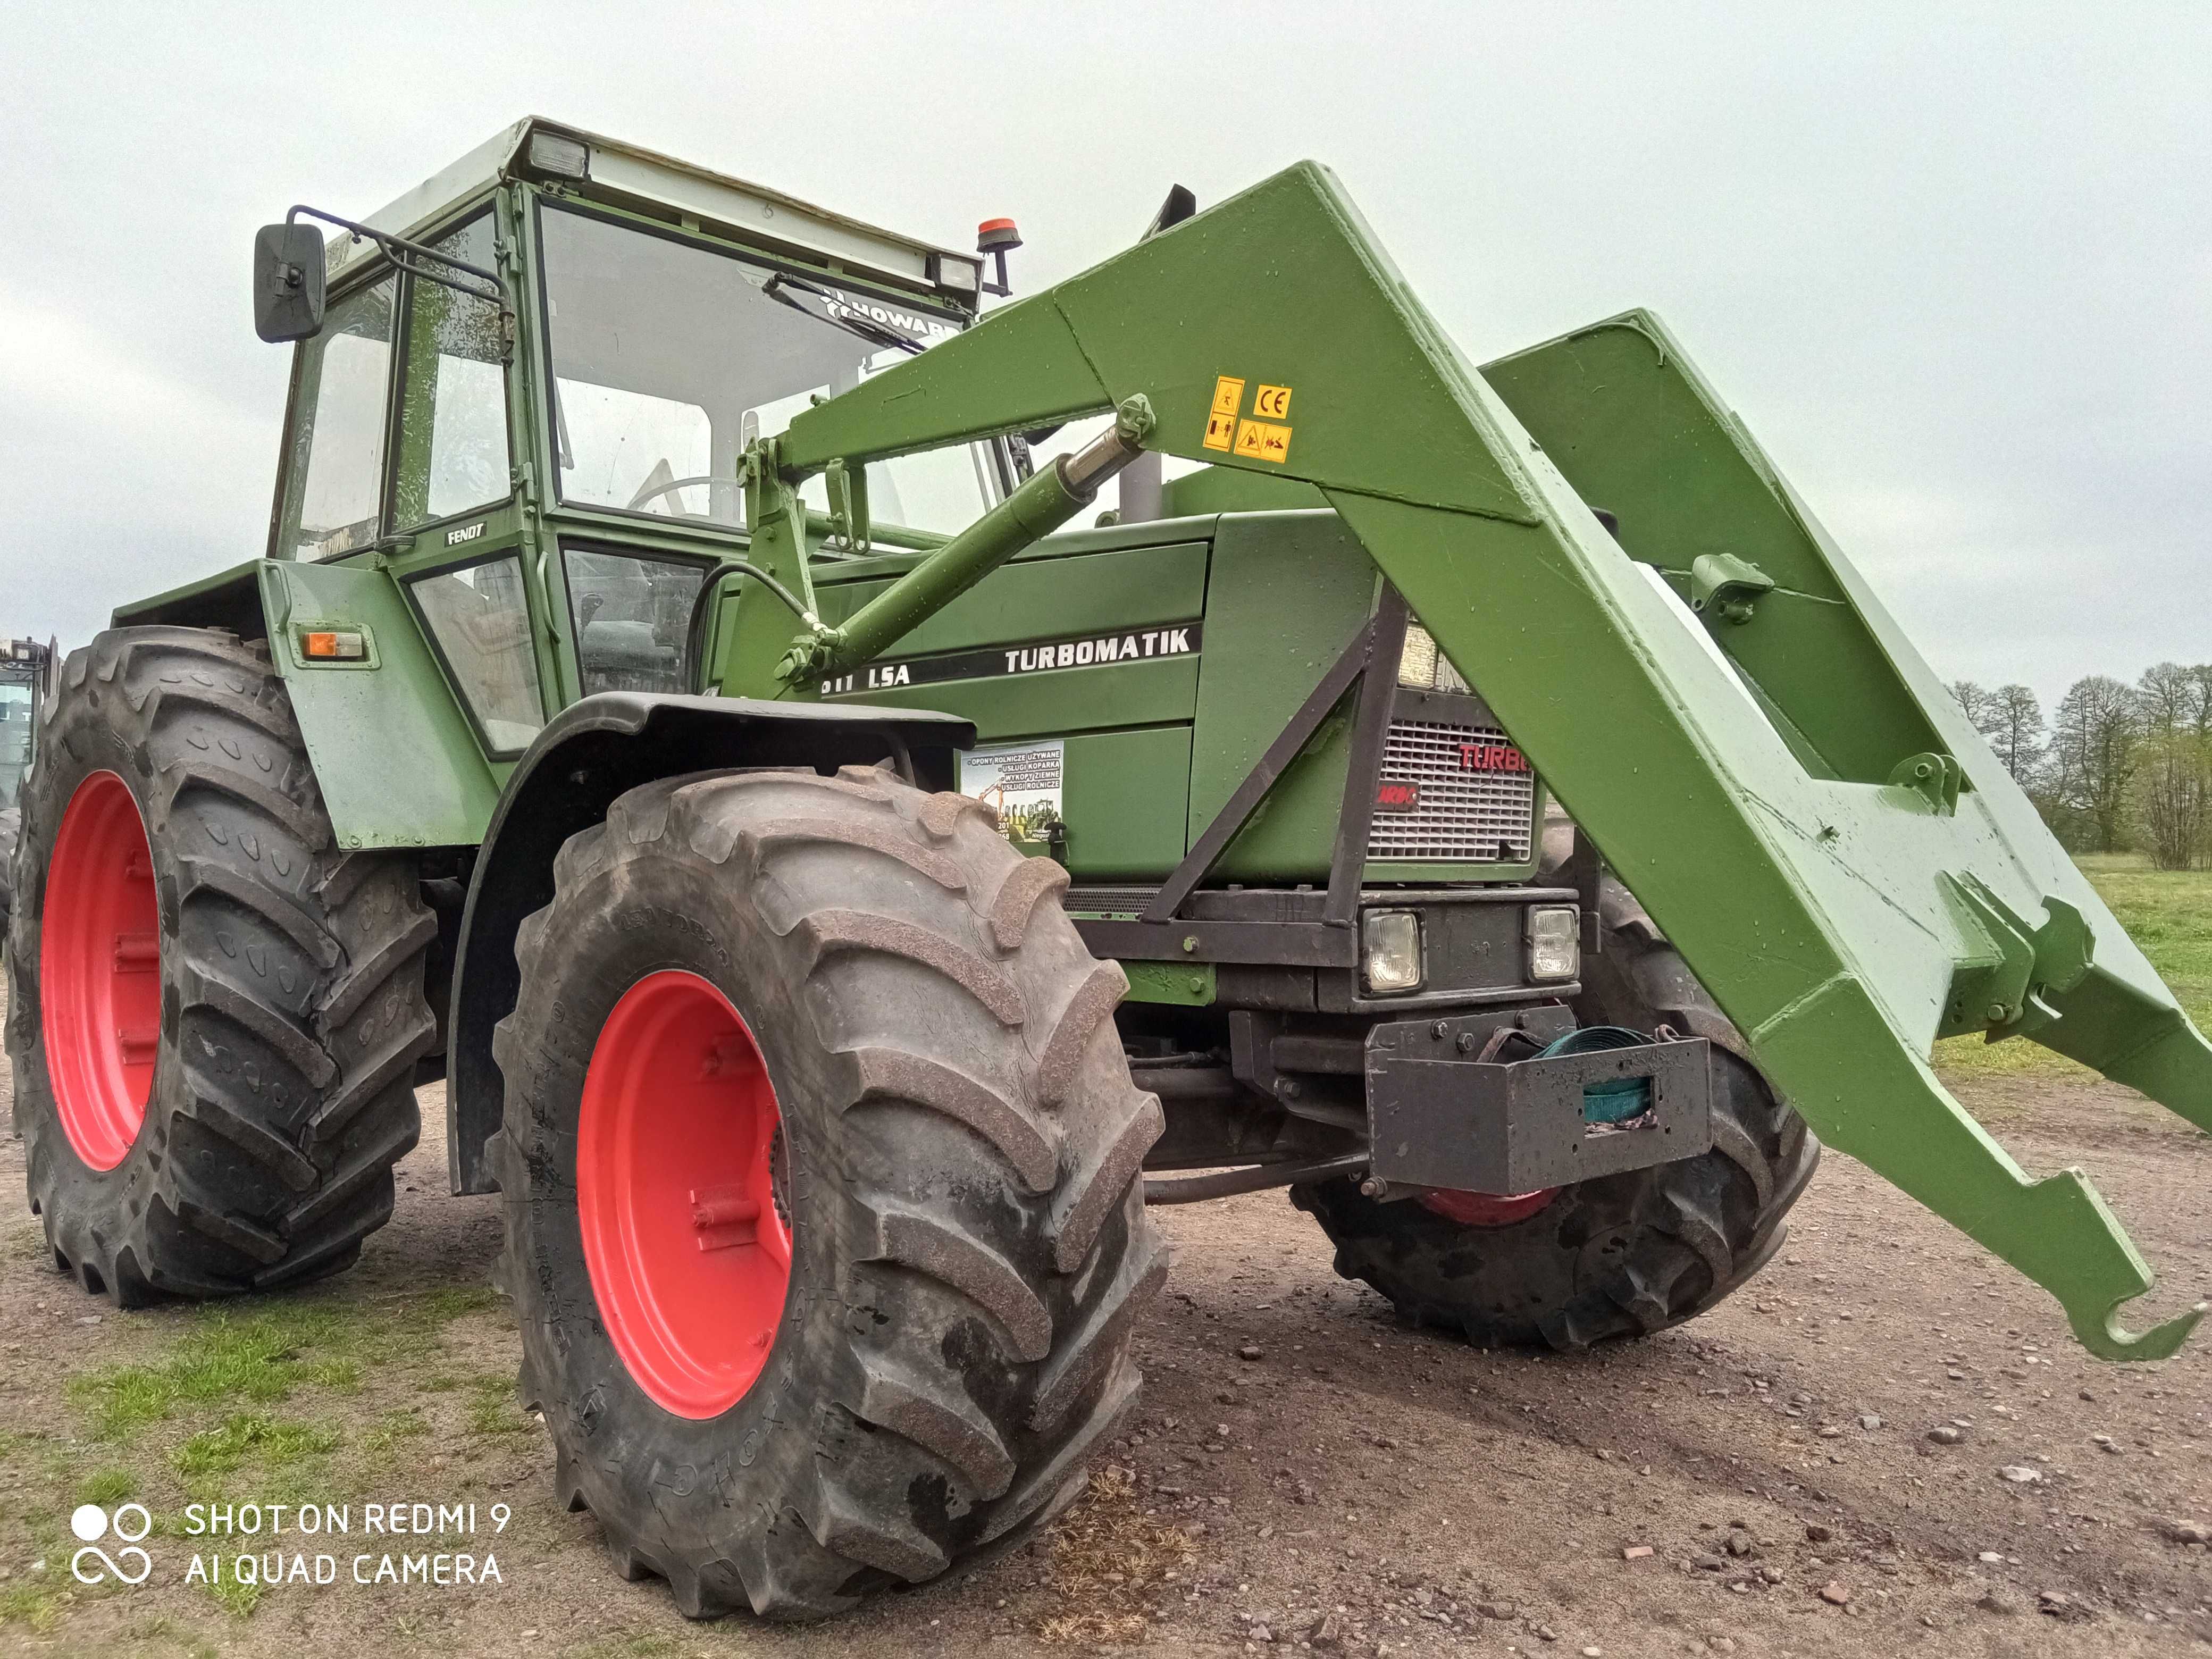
743,161 -> 2211,1359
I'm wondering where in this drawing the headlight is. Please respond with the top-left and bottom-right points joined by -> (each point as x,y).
1398,625 -> 1438,690
526,129 -> 590,180
1398,623 -> 1471,694
1527,906 -> 1580,982
1361,910 -> 1423,994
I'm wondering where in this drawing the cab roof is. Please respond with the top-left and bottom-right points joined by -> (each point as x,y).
326,116 -> 984,310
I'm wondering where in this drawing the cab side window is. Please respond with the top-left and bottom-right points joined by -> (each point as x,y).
563,547 -> 707,696
392,216 -> 512,530
276,276 -> 396,560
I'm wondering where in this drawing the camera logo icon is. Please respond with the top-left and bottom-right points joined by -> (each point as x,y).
70,1503 -> 153,1585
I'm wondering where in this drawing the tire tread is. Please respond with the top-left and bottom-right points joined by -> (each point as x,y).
495,768 -> 1164,1620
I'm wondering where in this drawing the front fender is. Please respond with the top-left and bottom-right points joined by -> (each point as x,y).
120,558 -> 502,851
444,691 -> 974,1194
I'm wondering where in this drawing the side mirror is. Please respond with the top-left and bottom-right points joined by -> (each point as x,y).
253,223 -> 326,343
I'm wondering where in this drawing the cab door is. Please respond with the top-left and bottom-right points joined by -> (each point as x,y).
376,209 -> 560,770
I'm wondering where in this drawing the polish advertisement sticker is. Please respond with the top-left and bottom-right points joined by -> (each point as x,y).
958,739 -> 1065,843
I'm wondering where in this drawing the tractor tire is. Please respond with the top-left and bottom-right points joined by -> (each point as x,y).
490,764 -> 1166,1621
0,805 -> 19,955
4,627 -> 438,1306
1293,873 -> 1818,1349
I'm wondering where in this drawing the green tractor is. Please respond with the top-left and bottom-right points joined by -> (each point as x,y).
10,119 -> 2211,1620
0,636 -> 55,945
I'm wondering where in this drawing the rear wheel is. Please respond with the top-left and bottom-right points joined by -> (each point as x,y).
5,628 -> 438,1304
1294,874 -> 1818,1348
492,764 -> 1165,1620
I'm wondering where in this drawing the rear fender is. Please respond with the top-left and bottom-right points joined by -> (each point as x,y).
444,692 -> 973,1194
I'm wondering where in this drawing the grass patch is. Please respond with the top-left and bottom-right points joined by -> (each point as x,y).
363,1406 -> 430,1456
66,1283 -> 499,1443
2078,854 -> 2212,1019
464,1376 -> 529,1437
1935,853 -> 2212,1086
0,1583 -> 66,1635
202,1566 -> 264,1620
569,1635 -> 683,1658
392,1284 -> 501,1328
76,1467 -> 137,1506
5,1281 -> 499,1642
174,1413 -> 340,1478
23,1508 -> 65,1554
68,1303 -> 358,1441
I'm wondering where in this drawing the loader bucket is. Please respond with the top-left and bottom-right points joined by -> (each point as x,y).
776,162 -> 2212,1358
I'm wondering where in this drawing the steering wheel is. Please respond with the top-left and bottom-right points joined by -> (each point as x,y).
624,473 -> 734,514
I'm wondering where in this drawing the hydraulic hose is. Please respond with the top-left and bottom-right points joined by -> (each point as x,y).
1142,1152 -> 1370,1205
683,559 -> 821,694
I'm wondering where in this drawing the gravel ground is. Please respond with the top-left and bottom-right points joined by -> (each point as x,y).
2,1030 -> 2208,1656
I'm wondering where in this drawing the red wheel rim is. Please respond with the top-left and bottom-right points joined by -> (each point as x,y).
40,772 -> 160,1171
576,970 -> 791,1419
1417,1186 -> 1561,1227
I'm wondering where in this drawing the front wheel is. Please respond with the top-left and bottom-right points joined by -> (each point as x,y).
491,764 -> 1165,1620
1294,874 -> 1819,1349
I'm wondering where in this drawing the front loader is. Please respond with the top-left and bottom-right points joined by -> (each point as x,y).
6,118 -> 2207,1622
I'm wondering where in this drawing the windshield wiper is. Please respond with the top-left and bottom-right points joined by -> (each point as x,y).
761,272 -> 926,357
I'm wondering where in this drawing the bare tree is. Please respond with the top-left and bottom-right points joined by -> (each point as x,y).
2136,661 -> 2201,739
1949,680 -> 1991,732
2134,731 -> 2208,869
2188,664 -> 2212,745
2049,676 -> 2143,852
1949,679 -> 2045,787
2131,664 -> 2212,868
1992,685 -> 2046,785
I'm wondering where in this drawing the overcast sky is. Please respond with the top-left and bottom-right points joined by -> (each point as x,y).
4,3 -> 2205,715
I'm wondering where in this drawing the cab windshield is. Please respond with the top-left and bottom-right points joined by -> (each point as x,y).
538,204 -> 996,536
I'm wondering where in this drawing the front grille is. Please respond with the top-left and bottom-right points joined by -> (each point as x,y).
1368,719 -> 1536,863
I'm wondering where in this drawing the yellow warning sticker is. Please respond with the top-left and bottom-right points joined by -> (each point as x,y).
1233,418 -> 1293,464
1203,375 -> 1245,451
1253,383 -> 1293,420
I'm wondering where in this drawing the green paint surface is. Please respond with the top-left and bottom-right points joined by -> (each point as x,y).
260,560 -> 500,847
1124,960 -> 1217,1006
1186,510 -> 1372,880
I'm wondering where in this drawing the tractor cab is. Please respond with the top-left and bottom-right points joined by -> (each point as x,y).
253,118 -> 1006,760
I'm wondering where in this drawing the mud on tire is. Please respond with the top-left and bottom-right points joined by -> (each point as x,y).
1294,874 -> 1819,1349
490,764 -> 1167,1620
5,627 -> 438,1305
